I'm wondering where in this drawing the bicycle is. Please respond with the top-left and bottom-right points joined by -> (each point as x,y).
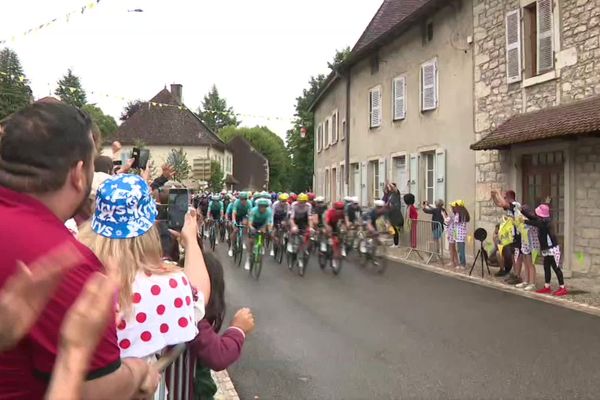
208,219 -> 218,251
340,223 -> 358,257
232,223 -> 245,267
357,227 -> 388,274
218,219 -> 226,243
318,231 -> 343,275
249,229 -> 265,280
272,223 -> 286,264
287,228 -> 310,277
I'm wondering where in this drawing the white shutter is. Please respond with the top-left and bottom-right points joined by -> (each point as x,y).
393,76 -> 406,120
421,60 -> 437,111
370,87 -> 382,127
435,149 -> 446,204
317,123 -> 323,152
341,119 -> 346,141
537,0 -> 554,74
409,153 -> 420,205
378,158 -> 387,198
332,112 -> 338,143
505,10 -> 522,83
360,161 -> 368,206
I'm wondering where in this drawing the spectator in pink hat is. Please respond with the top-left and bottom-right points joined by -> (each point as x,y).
524,203 -> 567,296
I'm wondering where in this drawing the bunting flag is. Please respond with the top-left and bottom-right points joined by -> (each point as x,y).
0,1 -> 102,45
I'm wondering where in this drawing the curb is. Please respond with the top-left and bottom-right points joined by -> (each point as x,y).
213,370 -> 240,400
386,253 -> 600,318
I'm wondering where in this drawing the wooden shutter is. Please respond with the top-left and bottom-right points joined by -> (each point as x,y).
378,158 -> 387,199
537,0 -> 554,74
360,161 -> 368,206
370,87 -> 382,127
409,153 -> 420,205
341,120 -> 346,141
435,149 -> 446,204
421,60 -> 437,111
393,76 -> 406,120
332,112 -> 338,144
505,10 -> 522,83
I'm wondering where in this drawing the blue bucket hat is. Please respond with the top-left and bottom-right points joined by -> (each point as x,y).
92,174 -> 158,239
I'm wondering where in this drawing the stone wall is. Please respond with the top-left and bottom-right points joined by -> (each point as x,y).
573,139 -> 600,275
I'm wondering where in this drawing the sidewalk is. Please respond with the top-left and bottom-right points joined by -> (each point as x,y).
386,246 -> 600,316
213,370 -> 240,400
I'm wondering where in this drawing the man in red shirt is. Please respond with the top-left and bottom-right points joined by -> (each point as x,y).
325,202 -> 346,259
0,102 -> 154,399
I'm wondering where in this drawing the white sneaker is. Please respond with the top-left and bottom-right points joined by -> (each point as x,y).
228,249 -> 233,257
216,240 -> 219,245
390,244 -> 399,249
341,248 -> 347,257
298,259 -> 304,268
524,283 -> 536,291
515,282 -> 528,289
332,260 -> 338,269
270,249 -> 275,257
243,244 -> 247,250
244,260 -> 250,271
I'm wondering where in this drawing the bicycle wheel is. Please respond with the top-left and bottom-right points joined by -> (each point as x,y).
251,251 -> 263,280
331,253 -> 343,275
318,251 -> 327,270
210,226 -> 216,251
276,238 -> 284,264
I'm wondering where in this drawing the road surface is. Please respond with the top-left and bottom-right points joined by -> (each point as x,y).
214,245 -> 600,400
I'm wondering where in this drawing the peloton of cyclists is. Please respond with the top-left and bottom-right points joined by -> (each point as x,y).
245,197 -> 273,270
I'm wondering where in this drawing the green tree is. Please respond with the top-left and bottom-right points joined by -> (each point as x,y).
286,48 -> 351,192
166,148 -> 191,183
0,48 -> 32,120
81,104 -> 117,139
197,85 -> 240,133
121,99 -> 144,121
208,161 -> 224,192
219,126 -> 289,192
55,69 -> 87,108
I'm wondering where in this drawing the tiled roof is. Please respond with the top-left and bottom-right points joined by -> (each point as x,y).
351,0 -> 436,59
114,88 -> 225,149
471,96 -> 600,150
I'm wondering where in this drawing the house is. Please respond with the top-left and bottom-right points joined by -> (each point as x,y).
470,0 -> 600,276
227,135 -> 269,191
113,84 -> 234,188
311,0 -> 475,215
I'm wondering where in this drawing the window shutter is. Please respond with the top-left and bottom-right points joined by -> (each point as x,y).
421,60 -> 437,111
360,161 -> 368,206
324,119 -> 329,148
317,123 -> 322,152
393,76 -> 406,120
537,0 -> 554,74
435,149 -> 446,204
370,87 -> 382,127
332,112 -> 338,144
378,158 -> 387,199
505,10 -> 522,83
409,153 -> 420,205
341,119 -> 346,141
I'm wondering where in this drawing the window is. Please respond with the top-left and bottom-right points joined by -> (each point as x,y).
424,152 -> 435,204
317,123 -> 323,152
369,86 -> 382,128
332,111 -> 338,144
505,9 -> 522,83
324,169 -> 330,201
392,155 -> 409,195
393,75 -> 406,120
421,59 -> 438,111
424,21 -> 434,43
340,164 -> 345,198
369,160 -> 380,201
370,55 -> 379,74
341,119 -> 346,141
351,163 -> 360,197
324,119 -> 330,148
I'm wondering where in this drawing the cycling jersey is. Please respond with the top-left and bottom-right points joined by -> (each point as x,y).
344,203 -> 361,223
272,201 -> 289,225
325,209 -> 345,232
363,208 -> 381,226
208,200 -> 224,220
232,199 -> 251,223
291,203 -> 312,229
313,204 -> 327,226
226,202 -> 234,219
249,206 -> 273,230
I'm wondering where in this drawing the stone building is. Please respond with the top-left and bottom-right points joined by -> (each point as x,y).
471,0 -> 600,275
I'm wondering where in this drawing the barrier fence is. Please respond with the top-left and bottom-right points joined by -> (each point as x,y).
155,344 -> 195,400
398,219 -> 444,264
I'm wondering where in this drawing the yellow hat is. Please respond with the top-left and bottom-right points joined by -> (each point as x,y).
451,200 -> 465,207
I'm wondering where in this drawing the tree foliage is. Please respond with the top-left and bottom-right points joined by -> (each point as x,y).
208,161 -> 224,192
286,48 -> 351,193
0,48 -> 32,120
121,99 -> 144,121
81,104 -> 117,139
220,126 -> 289,192
197,85 -> 240,133
55,69 -> 87,108
166,148 -> 191,183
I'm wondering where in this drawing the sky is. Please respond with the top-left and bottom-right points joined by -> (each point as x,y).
0,0 -> 382,138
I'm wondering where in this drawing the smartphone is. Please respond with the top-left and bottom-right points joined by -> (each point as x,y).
138,149 -> 150,170
121,149 -> 131,166
168,189 -> 190,231
131,147 -> 141,169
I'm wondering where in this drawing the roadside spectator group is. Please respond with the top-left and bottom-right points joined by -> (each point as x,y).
0,100 -> 255,399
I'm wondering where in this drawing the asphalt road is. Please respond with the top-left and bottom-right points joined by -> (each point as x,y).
213,244 -> 600,400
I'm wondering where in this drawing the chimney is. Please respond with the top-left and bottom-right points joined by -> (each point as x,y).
170,84 -> 183,104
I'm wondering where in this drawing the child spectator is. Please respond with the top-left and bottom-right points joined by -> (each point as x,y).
525,204 -> 567,296
191,253 -> 255,399
422,199 -> 447,254
451,200 -> 470,269
403,194 -> 418,248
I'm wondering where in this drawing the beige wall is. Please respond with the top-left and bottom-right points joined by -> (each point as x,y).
315,1 -> 475,216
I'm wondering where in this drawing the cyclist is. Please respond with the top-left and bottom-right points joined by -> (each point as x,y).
344,196 -> 361,227
311,196 -> 328,230
363,200 -> 388,234
325,201 -> 347,267
207,194 -> 224,244
225,194 -> 235,247
289,193 -> 312,268
245,198 -> 273,270
271,193 -> 290,257
230,192 -> 252,257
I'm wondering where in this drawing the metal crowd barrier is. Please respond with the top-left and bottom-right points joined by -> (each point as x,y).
155,343 -> 195,400
399,219 -> 444,264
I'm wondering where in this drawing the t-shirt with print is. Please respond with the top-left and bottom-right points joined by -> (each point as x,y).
0,187 -> 120,400
117,270 -> 201,358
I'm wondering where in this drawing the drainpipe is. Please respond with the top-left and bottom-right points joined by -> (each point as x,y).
345,68 -> 352,195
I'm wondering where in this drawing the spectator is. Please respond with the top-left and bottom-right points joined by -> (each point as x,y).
515,205 -> 541,291
78,174 -> 209,359
491,190 -> 521,279
446,204 -> 458,268
485,224 -> 503,267
525,204 -> 567,296
451,200 -> 470,269
191,253 -> 255,399
94,155 -> 114,175
0,102 -> 154,399
386,183 -> 404,248
423,199 -> 448,254
403,193 -> 418,248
